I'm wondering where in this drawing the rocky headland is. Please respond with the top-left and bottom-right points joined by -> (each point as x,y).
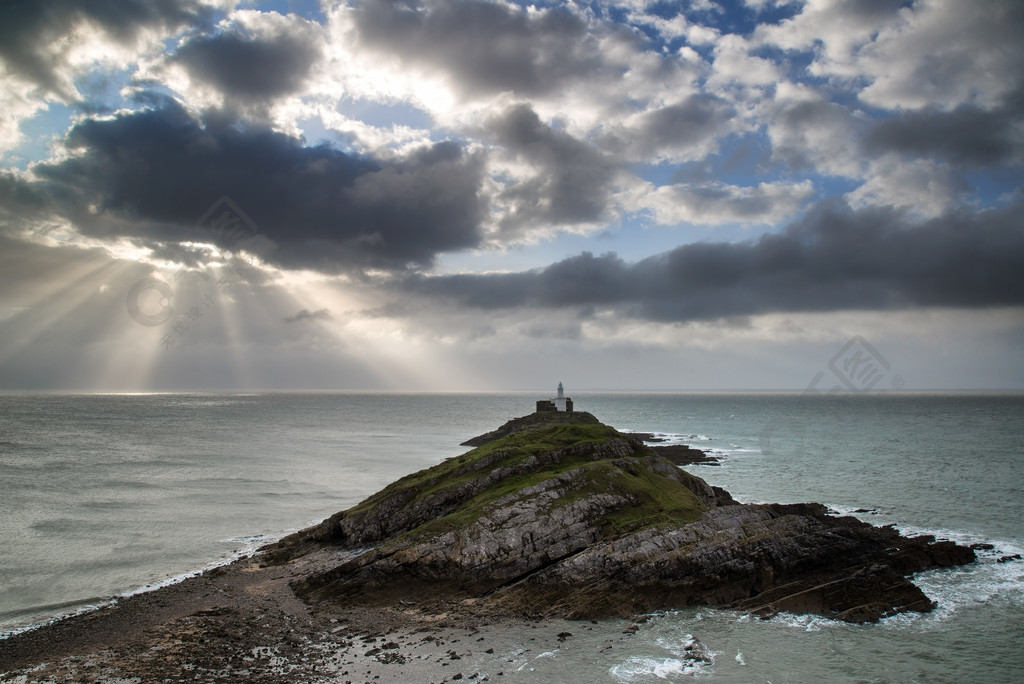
276,411 -> 972,623
0,411 -> 975,682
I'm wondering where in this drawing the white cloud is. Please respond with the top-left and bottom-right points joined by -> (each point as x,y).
757,0 -> 1024,111
320,0 -> 703,139
754,0 -> 904,77
0,73 -> 47,157
0,2 -> 205,156
709,34 -> 783,88
622,6 -> 720,45
846,156 -> 966,218
307,103 -> 433,156
856,0 -> 1024,110
767,82 -> 868,177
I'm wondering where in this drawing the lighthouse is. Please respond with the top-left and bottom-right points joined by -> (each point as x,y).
536,382 -> 574,413
554,381 -> 567,412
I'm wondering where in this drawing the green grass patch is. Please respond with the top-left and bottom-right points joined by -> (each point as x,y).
553,458 -> 705,536
346,422 -> 626,515
336,419 -> 707,549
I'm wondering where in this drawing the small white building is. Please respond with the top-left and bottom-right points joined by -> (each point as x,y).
536,381 -> 574,412
554,381 -> 567,412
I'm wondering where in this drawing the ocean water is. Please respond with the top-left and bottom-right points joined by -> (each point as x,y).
1,392 -> 1022,682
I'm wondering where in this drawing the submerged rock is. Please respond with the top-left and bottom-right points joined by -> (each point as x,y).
266,412 -> 974,623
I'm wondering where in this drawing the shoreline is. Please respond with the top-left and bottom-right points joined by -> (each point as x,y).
0,547 -> 688,683
0,412 -> 982,680
0,529 -> 297,641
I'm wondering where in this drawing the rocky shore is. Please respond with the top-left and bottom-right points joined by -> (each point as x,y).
0,411 -> 975,682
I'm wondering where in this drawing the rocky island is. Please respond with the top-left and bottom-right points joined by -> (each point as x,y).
0,411 -> 975,682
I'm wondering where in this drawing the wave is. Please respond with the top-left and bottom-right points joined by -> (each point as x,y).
624,430 -> 713,445
610,655 -> 712,681
764,505 -> 1024,629
884,529 -> 1024,628
736,610 -> 846,631
609,631 -> 716,682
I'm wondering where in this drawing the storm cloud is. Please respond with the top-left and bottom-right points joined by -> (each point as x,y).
404,199 -> 1024,322
11,99 -> 485,272
174,26 -> 321,100
863,92 -> 1024,166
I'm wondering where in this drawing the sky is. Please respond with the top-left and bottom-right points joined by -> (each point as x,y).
0,0 -> 1022,392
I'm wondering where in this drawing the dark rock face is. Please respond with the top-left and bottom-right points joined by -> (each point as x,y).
271,414 -> 975,624
649,443 -> 720,466
485,504 -> 973,622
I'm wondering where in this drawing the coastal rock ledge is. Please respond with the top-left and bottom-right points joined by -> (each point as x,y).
268,411 -> 973,624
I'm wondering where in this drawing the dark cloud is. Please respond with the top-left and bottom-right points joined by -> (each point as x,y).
601,94 -> 737,161
640,94 -> 735,149
351,0 -> 613,98
489,103 -> 618,229
403,199 -> 1024,321
863,93 -> 1024,165
284,308 -> 332,323
7,100 -> 485,272
771,98 -> 864,171
174,27 -> 320,100
0,0 -> 210,99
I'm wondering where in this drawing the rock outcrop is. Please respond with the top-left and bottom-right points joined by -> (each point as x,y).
459,410 -> 602,446
268,412 -> 974,623
649,443 -> 720,465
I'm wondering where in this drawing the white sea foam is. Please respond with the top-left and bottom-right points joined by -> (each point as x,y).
771,507 -> 1024,629
824,503 -> 888,518
610,656 -> 711,682
218,533 -> 272,547
735,610 -> 847,632
892,544 -> 1024,627
626,430 -> 713,445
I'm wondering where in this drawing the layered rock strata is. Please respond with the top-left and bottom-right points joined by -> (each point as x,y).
268,412 -> 973,623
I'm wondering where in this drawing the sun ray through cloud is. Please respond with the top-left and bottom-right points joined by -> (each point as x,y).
0,0 -> 1020,391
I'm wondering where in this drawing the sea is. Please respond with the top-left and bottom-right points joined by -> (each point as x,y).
1,391 -> 1022,682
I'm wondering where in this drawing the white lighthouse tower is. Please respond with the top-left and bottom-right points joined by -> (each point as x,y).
536,382 -> 574,413
554,381 -> 567,412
